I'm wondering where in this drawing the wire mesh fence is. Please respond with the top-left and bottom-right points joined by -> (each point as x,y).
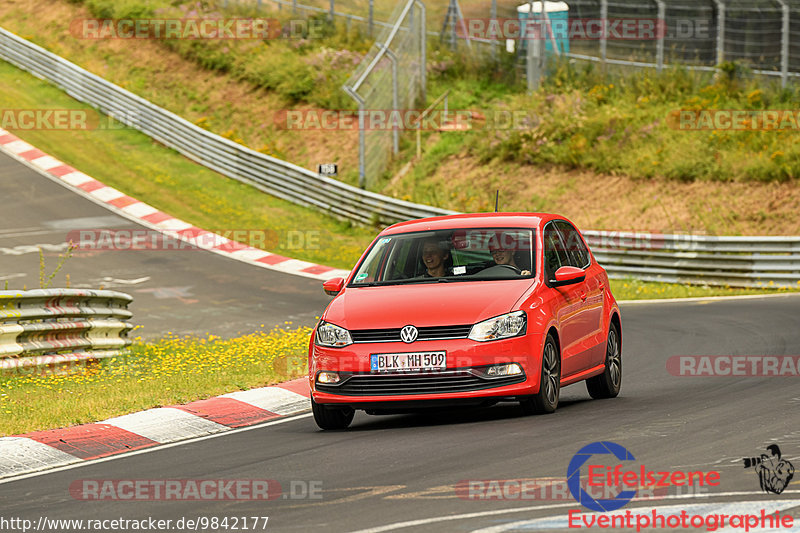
342,0 -> 426,189
445,0 -> 800,88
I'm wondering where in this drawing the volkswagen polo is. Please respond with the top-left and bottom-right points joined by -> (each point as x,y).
309,213 -> 622,430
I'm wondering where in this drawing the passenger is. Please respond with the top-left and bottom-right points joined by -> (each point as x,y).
420,238 -> 452,277
489,234 -> 531,276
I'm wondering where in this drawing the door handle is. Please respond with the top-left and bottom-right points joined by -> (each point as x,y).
580,292 -> 587,301
599,281 -> 605,291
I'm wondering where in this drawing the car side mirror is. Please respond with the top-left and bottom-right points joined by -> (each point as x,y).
549,266 -> 585,287
322,277 -> 345,296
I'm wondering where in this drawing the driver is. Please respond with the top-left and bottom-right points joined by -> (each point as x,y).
489,234 -> 531,276
421,238 -> 452,277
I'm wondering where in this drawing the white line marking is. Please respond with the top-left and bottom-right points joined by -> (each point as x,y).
348,491 -> 800,533
0,413 -> 313,485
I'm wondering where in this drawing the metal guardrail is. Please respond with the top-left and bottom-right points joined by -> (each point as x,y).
0,289 -> 133,370
0,27 -> 454,227
584,231 -> 800,288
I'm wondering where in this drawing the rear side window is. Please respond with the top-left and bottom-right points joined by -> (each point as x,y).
555,220 -> 591,269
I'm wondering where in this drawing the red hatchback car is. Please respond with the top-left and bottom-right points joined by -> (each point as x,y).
309,213 -> 622,430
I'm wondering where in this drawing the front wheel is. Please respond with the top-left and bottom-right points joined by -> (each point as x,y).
520,333 -> 560,415
586,322 -> 622,399
312,398 -> 355,430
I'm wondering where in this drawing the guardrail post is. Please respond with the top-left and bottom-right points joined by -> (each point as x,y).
656,0 -> 665,72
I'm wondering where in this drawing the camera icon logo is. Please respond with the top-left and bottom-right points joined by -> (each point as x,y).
743,444 -> 795,495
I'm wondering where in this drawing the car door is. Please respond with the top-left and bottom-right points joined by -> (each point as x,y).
555,220 -> 605,368
543,221 -> 590,379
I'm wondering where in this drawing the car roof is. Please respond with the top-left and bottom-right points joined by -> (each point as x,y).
380,212 -> 562,235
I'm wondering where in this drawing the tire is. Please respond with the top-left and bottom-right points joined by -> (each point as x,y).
520,333 -> 560,414
586,321 -> 622,399
312,398 -> 355,430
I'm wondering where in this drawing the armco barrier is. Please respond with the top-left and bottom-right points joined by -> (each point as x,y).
0,289 -> 133,370
1,27 -> 799,288
0,27 -> 455,227
584,231 -> 800,288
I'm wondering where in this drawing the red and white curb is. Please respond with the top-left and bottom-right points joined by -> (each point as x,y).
0,378 -> 311,479
0,128 -> 351,281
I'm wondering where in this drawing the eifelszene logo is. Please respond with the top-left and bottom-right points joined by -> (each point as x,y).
743,445 -> 795,494
567,441 -> 721,512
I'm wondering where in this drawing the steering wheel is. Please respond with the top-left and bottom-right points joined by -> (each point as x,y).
495,263 -> 521,274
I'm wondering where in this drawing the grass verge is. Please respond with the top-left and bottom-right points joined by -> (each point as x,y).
609,278 -> 798,301
0,325 -> 311,436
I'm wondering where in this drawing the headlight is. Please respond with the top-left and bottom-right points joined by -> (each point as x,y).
315,321 -> 353,347
468,311 -> 527,342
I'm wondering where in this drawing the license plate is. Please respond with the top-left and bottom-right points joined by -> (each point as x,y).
370,352 -> 446,372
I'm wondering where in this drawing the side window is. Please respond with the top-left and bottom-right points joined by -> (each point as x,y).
555,221 -> 590,269
543,223 -> 569,280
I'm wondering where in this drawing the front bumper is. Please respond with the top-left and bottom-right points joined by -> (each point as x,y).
310,336 -> 540,406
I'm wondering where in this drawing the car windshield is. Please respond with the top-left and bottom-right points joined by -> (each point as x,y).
349,228 -> 535,286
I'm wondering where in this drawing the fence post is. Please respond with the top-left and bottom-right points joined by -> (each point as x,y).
330,0 -> 335,22
655,0 -> 665,72
713,0 -> 724,66
491,0 -> 497,62
417,1 -> 426,103
385,46 -> 399,156
600,0 -> 607,69
526,1 -> 541,92
293,0 -> 297,14
777,0 -> 789,88
369,0 -> 374,36
343,86 -> 366,188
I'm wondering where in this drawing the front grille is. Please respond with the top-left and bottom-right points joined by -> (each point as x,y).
350,325 -> 473,343
316,368 -> 525,396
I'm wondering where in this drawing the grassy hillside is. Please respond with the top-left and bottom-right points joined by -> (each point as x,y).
1,0 -> 799,237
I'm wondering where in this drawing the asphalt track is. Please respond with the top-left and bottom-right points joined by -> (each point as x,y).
0,152 -> 331,339
1,288 -> 799,530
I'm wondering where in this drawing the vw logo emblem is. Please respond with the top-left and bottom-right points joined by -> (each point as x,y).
400,325 -> 418,343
